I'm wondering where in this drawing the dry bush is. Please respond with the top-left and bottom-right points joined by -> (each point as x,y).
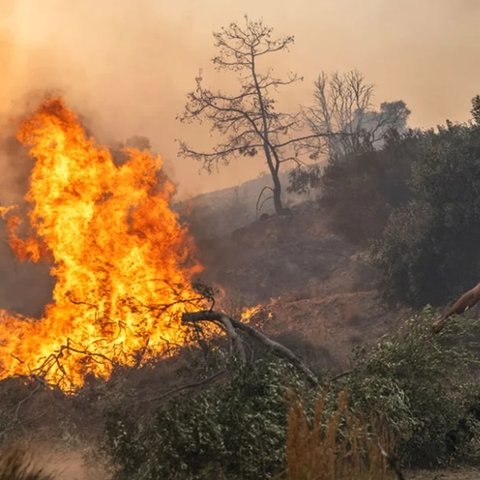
286,390 -> 394,480
0,449 -> 53,480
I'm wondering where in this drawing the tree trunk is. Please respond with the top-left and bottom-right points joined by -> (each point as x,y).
261,143 -> 289,216
269,148 -> 290,216
251,54 -> 290,217
271,170 -> 290,216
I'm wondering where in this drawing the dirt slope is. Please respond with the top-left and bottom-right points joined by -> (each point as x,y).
410,468 -> 480,479
196,202 -> 407,371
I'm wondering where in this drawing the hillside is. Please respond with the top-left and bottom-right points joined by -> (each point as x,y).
191,199 -> 407,371
0,191 -> 475,480
176,171 -> 309,237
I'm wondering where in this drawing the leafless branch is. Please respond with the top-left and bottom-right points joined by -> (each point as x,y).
183,311 -> 246,364
178,17 -> 311,215
307,70 -> 409,157
182,310 -> 319,386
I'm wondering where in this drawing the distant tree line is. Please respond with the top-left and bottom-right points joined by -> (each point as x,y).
303,96 -> 480,307
371,104 -> 480,306
179,16 -> 480,307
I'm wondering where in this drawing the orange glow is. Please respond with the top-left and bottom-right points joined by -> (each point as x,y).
0,98 -> 203,391
240,305 -> 262,322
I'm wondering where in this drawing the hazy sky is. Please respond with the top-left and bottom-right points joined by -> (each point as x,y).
2,0 -> 480,198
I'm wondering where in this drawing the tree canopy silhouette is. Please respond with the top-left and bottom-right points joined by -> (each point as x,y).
178,17 -> 326,215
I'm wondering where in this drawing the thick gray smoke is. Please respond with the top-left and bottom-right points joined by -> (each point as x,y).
0,110 -> 54,318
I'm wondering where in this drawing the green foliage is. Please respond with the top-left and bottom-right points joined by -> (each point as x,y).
104,357 -> 305,480
288,165 -> 322,196
471,95 -> 480,125
335,307 -> 480,466
318,130 -> 418,243
372,121 -> 480,305
104,310 -> 480,475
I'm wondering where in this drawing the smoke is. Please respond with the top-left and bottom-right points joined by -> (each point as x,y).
0,7 -> 50,316
2,0 -> 480,200
0,1 -> 14,114
0,2 -> 190,316
0,0 -> 204,195
1,0 -> 480,316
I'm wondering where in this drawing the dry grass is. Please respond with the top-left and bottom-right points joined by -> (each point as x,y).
286,390 -> 395,480
0,449 -> 54,480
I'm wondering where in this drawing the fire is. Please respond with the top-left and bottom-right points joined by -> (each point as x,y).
240,305 -> 262,322
0,98 -> 203,390
240,304 -> 272,323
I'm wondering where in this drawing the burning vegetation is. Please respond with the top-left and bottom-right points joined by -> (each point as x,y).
2,12 -> 480,479
0,98 -> 204,391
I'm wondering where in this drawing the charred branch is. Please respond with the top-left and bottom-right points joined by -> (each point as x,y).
255,185 -> 275,217
182,310 -> 319,386
182,311 -> 247,364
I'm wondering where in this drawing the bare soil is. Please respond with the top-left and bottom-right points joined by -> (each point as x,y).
198,202 -> 408,371
409,468 -> 480,479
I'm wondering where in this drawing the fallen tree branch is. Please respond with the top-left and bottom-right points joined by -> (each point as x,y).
182,310 -> 319,386
183,311 -> 247,364
331,369 -> 353,382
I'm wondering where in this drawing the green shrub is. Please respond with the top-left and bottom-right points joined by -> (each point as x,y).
310,130 -> 418,244
371,121 -> 480,306
104,357 -> 305,480
335,307 -> 480,466
104,308 -> 480,475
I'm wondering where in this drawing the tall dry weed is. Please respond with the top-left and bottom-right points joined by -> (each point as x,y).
286,390 -> 395,480
0,449 -> 53,480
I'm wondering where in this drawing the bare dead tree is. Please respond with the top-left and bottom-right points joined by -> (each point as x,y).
307,70 -> 410,157
178,17 -> 330,216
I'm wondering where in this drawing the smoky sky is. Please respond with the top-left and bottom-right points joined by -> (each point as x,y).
2,0 -> 480,199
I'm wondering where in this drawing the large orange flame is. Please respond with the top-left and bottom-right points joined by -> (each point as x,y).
0,98 -> 203,390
